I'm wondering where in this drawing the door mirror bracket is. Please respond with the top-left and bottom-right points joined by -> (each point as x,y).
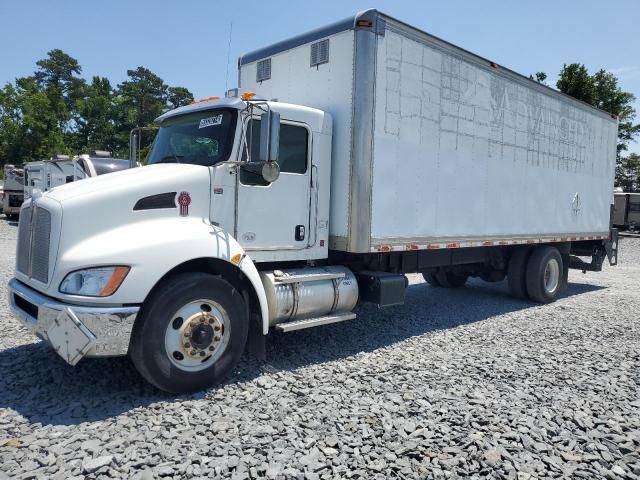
239,160 -> 280,184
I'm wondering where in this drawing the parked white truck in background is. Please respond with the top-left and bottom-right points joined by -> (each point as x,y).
2,164 -> 25,220
613,192 -> 640,231
24,151 -> 130,199
9,10 -> 619,393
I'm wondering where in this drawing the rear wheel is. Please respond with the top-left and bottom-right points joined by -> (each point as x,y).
507,247 -> 531,299
130,272 -> 248,393
422,272 -> 441,287
525,246 -> 563,303
435,270 -> 468,288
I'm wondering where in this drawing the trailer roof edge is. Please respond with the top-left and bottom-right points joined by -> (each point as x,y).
238,9 -> 617,122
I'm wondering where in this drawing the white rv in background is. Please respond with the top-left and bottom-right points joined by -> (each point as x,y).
2,164 -> 25,219
10,10 -> 619,393
24,151 -> 130,199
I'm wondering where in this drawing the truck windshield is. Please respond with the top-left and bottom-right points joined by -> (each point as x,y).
147,109 -> 237,167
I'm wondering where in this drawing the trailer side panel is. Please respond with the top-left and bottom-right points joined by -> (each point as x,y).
369,23 -> 618,252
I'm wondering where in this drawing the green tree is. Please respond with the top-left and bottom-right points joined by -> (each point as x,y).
74,76 -> 119,153
33,49 -> 86,135
556,63 -> 640,156
556,64 -> 594,105
616,153 -> 640,192
529,72 -> 547,84
118,67 -> 168,129
167,86 -> 194,109
0,51 -> 193,167
556,63 -> 640,189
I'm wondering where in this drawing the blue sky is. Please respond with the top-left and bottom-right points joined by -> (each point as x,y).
1,0 -> 638,152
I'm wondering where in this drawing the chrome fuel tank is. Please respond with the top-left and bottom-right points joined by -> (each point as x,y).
260,266 -> 358,325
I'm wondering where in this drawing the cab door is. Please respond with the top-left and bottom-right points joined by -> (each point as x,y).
236,118 -> 311,251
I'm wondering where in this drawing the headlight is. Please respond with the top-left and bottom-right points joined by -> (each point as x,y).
59,266 -> 130,297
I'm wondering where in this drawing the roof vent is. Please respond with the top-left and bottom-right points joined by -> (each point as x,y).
310,39 -> 329,67
256,58 -> 271,82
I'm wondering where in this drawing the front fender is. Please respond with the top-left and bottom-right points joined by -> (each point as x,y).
52,217 -> 270,334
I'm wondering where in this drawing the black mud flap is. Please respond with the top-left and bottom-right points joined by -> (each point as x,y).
605,228 -> 619,266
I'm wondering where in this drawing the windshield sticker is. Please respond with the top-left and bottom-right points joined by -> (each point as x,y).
199,114 -> 223,129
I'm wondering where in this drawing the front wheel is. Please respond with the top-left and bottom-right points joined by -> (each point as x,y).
130,273 -> 248,393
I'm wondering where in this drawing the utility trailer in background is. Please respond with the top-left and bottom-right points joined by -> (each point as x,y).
9,9 -> 620,393
613,192 -> 640,231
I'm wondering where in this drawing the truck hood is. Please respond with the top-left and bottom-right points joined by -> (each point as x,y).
29,163 -> 213,294
45,163 -> 207,203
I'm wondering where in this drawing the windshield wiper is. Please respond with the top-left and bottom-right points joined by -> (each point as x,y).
156,154 -> 184,164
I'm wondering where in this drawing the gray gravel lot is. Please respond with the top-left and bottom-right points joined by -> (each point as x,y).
0,218 -> 638,480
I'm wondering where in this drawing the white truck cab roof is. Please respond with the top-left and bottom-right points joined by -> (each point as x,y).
155,97 -> 330,134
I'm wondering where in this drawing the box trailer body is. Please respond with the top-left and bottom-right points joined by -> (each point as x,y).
8,9 -> 620,393
613,192 -> 640,230
239,10 -> 618,253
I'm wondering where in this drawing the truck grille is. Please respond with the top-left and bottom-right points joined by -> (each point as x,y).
16,205 -> 51,283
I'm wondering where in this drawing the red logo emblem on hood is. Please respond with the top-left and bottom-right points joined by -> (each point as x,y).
177,192 -> 191,216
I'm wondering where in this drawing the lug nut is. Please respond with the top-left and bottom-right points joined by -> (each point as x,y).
209,346 -> 214,351
200,317 -> 206,324
190,350 -> 197,356
184,342 -> 191,348
208,319 -> 214,324
199,351 -> 205,357
214,336 -> 221,341
214,325 -> 221,331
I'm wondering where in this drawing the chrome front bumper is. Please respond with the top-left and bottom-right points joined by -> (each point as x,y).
8,278 -> 139,364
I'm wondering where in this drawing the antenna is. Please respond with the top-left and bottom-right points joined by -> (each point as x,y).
225,21 -> 233,92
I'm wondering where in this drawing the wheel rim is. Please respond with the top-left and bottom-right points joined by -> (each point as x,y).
164,299 -> 230,372
543,258 -> 560,294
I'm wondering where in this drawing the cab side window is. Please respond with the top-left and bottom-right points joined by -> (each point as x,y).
241,119 -> 308,185
278,124 -> 308,174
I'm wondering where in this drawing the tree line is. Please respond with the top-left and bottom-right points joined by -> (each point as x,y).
0,50 -> 639,190
0,49 -> 194,167
533,65 -> 640,191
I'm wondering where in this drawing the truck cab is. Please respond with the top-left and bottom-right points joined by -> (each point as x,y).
150,96 -> 332,262
9,95 -> 357,393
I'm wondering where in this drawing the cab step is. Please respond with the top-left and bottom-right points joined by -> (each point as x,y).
275,312 -> 357,332
272,271 -> 346,284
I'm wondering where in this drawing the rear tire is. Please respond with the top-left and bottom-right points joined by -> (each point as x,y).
507,247 -> 531,299
435,270 -> 468,288
422,272 -> 441,287
130,272 -> 248,393
525,247 -> 563,304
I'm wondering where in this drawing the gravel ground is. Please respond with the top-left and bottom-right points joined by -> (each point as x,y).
0,219 -> 638,480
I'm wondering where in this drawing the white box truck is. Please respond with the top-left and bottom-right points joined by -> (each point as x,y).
2,164 -> 24,220
24,152 -> 131,199
9,10 -> 619,392
613,192 -> 640,230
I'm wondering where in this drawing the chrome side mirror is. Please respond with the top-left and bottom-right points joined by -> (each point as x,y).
259,110 -> 280,162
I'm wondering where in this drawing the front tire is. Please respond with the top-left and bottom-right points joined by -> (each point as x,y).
130,273 -> 248,393
525,247 -> 563,304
